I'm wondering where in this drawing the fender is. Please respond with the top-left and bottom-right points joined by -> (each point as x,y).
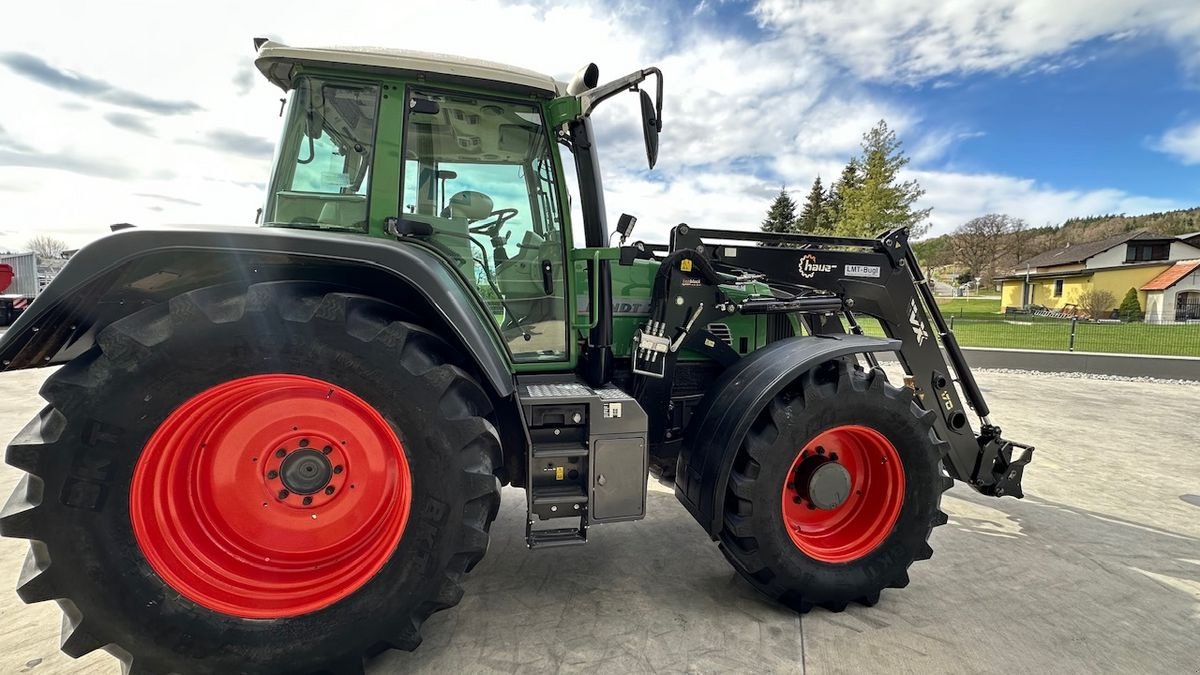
675,333 -> 902,536
0,225 -> 515,397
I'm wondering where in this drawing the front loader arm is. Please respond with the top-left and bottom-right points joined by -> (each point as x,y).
631,224 -> 1032,499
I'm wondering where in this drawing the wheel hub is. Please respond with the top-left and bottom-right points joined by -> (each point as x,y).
802,461 -> 852,510
279,448 -> 333,495
263,435 -> 348,508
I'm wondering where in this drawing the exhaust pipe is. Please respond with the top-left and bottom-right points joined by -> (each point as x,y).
566,63 -> 599,96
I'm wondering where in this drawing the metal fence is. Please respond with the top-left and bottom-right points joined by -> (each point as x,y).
853,313 -> 1200,357
945,315 -> 1200,357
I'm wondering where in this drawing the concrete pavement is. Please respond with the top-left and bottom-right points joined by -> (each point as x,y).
0,366 -> 1197,674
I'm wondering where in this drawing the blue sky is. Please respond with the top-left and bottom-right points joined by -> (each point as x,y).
884,41 -> 1198,204
0,0 -> 1198,249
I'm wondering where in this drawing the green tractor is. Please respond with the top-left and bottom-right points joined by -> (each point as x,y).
0,41 -> 1032,674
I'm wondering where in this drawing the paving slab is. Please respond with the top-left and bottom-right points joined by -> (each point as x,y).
0,367 -> 1196,674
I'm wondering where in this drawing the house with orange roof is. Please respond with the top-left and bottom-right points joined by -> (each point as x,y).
996,229 -> 1200,318
1142,259 -> 1200,322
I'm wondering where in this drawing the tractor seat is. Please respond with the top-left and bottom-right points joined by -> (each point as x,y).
441,191 -> 494,221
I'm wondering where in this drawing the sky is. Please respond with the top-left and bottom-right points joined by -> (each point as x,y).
1,0 -> 1199,251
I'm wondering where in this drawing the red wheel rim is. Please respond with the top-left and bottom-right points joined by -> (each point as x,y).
130,374 -> 411,619
781,424 -> 904,563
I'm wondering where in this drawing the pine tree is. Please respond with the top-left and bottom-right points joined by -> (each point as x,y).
825,162 -> 859,232
761,187 -> 798,236
797,176 -> 827,233
1119,288 -> 1143,322
837,120 -> 932,238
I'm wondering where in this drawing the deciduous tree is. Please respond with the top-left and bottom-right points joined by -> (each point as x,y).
1076,288 -> 1117,321
951,214 -> 1022,286
26,234 -> 68,260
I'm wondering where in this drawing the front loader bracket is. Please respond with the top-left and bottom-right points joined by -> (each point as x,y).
632,223 -> 1033,501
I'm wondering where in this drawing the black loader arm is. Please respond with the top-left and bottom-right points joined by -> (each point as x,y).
630,224 -> 1033,536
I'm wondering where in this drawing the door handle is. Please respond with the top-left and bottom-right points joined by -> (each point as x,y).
541,259 -> 554,294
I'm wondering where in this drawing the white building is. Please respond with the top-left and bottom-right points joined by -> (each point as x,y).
1142,260 -> 1200,322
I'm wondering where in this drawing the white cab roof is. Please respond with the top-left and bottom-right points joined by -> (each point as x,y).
254,41 -> 564,96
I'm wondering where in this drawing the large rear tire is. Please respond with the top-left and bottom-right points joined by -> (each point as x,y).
718,361 -> 951,612
0,282 -> 501,673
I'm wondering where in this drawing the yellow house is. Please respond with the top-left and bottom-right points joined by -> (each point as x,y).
996,230 -> 1200,317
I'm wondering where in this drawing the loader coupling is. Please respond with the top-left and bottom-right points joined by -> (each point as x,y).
973,424 -> 1034,498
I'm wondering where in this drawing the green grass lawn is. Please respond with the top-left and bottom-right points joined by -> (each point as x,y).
934,297 -> 1002,319
948,319 -> 1200,357
854,297 -> 1200,357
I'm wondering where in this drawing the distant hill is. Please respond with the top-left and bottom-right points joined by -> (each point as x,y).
914,206 -> 1200,268
1056,207 -> 1200,241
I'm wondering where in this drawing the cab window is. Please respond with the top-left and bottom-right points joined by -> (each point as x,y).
401,90 -> 568,362
266,77 -> 380,232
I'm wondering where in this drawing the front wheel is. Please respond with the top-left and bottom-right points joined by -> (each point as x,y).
718,361 -> 951,612
0,282 -> 501,673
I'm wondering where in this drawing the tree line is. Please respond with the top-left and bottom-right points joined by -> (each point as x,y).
761,120 -> 931,240
759,117 -> 1200,290
914,205 -> 1200,287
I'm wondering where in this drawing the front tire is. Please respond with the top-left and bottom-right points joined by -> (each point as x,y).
718,361 -> 951,612
0,282 -> 501,673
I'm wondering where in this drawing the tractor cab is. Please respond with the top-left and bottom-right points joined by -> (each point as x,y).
255,42 -> 661,366
258,47 -> 571,361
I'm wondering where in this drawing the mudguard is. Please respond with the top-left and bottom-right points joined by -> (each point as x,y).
675,333 -> 901,535
0,225 -> 516,397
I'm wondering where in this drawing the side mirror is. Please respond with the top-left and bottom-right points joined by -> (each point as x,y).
639,89 -> 659,170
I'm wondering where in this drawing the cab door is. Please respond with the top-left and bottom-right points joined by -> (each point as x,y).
399,88 -> 572,365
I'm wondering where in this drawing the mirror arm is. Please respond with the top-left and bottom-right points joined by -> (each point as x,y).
580,68 -> 664,123
644,67 -> 664,131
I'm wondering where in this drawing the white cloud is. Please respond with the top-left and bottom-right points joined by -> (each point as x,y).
1151,120 -> 1200,166
754,0 -> 1200,83
913,170 -> 1184,235
0,0 -> 1190,254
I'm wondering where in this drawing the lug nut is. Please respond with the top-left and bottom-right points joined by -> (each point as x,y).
275,449 -> 286,458
322,445 -> 332,455
325,486 -> 335,495
333,465 -> 343,474
278,489 -> 290,500
303,496 -> 313,506
299,438 -> 309,447
267,470 -> 278,479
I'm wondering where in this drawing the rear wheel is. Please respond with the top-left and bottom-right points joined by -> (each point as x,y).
719,361 -> 951,612
0,282 -> 501,673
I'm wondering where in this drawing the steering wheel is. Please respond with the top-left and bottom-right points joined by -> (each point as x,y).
468,208 -> 519,237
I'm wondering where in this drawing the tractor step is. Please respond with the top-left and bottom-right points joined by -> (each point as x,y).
518,378 -> 649,549
527,527 -> 587,548
531,444 -> 590,459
